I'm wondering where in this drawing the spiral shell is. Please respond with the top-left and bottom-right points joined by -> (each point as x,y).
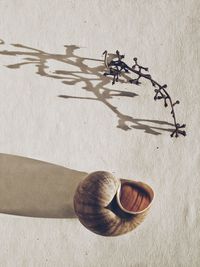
73,171 -> 154,236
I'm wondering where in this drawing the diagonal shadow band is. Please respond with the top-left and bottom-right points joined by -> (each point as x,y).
0,39 -> 174,136
0,153 -> 87,218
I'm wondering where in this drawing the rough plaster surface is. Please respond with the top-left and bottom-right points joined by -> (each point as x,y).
0,0 -> 200,266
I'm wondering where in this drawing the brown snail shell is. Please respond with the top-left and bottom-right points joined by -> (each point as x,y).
73,171 -> 154,236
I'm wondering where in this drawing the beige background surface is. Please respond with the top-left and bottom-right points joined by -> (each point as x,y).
0,0 -> 199,266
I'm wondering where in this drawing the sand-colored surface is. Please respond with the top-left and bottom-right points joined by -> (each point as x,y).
0,1 -> 199,266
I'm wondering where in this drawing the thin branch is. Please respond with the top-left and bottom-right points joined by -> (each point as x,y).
103,50 -> 186,138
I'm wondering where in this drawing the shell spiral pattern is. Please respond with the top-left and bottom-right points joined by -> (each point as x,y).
73,171 -> 154,236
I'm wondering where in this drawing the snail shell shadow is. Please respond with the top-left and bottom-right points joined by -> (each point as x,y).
74,171 -> 154,236
0,153 -> 87,218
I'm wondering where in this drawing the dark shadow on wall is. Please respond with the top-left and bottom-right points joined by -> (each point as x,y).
0,39 -> 174,135
0,153 -> 87,218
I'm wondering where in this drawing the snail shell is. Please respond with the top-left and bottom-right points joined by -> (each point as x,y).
73,171 -> 154,236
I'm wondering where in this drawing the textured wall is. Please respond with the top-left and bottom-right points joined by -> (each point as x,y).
0,0 -> 199,266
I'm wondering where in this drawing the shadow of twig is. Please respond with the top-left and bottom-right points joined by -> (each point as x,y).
0,40 -> 174,135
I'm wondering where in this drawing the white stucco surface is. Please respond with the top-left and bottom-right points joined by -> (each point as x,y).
0,0 -> 199,266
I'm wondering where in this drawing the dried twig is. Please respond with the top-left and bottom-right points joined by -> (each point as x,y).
103,50 -> 186,138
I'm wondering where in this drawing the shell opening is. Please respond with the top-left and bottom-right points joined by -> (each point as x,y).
116,180 -> 154,215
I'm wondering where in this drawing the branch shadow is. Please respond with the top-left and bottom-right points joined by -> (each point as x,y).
0,39 -> 174,135
0,153 -> 87,218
